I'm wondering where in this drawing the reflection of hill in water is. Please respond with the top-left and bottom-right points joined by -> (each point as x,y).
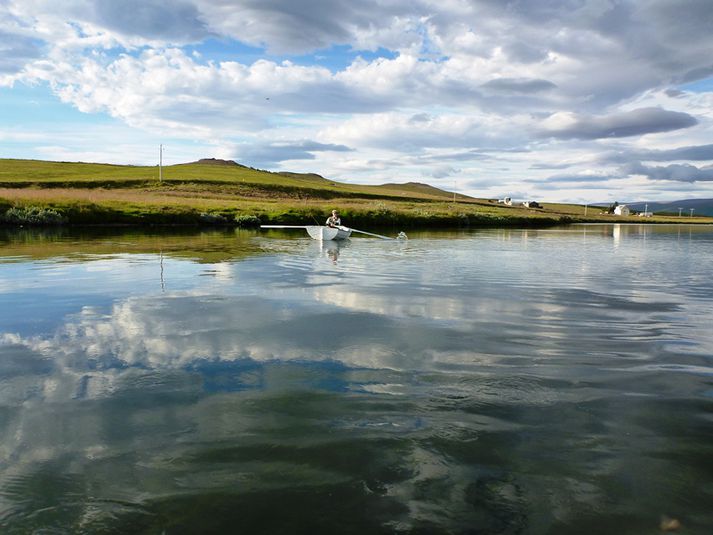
0,227 -> 265,264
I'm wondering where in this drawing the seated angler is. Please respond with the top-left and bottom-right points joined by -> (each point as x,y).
326,210 -> 341,228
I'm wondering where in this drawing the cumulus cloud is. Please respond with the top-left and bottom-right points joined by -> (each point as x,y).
8,1 -> 713,110
26,50 -> 472,134
26,49 -> 345,133
321,111 -> 529,152
539,108 -> 698,140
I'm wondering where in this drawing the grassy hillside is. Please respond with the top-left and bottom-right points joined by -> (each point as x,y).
1,158 -> 711,227
0,158 -> 458,201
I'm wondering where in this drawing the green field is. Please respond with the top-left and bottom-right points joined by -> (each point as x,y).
1,158 -> 711,227
0,158 -> 462,199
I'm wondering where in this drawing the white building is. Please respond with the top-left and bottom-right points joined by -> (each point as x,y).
614,205 -> 630,216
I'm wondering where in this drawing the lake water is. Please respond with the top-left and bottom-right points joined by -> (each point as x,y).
0,224 -> 712,534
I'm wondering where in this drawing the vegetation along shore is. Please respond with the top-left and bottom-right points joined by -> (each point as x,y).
1,158 -> 711,228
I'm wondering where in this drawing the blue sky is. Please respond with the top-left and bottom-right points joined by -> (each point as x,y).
1,0 -> 713,202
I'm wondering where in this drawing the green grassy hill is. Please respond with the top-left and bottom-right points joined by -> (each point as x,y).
0,158 -> 460,202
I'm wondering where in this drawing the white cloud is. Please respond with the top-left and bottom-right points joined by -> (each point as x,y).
321,111 -> 527,150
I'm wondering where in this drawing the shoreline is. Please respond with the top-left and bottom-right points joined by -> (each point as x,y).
2,200 -> 712,229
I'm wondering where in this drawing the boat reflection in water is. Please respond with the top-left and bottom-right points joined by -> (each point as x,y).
321,240 -> 343,264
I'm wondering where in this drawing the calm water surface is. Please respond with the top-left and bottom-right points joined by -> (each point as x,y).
0,225 -> 712,534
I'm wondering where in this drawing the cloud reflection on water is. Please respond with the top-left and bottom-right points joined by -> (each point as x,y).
1,226 -> 712,532
2,225 -> 711,401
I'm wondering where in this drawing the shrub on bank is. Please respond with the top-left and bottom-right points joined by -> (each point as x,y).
2,206 -> 65,225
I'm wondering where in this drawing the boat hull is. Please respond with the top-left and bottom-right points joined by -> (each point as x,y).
306,225 -> 352,241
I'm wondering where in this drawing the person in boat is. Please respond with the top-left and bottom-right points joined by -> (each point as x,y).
326,210 -> 341,228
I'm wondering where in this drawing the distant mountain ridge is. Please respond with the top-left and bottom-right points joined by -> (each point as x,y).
624,198 -> 713,216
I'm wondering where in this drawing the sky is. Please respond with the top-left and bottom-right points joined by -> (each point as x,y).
1,0 -> 713,203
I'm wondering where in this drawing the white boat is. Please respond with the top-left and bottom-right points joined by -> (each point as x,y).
261,225 -> 352,241
306,225 -> 352,240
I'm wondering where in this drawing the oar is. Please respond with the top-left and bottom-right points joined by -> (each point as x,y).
343,226 -> 395,240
